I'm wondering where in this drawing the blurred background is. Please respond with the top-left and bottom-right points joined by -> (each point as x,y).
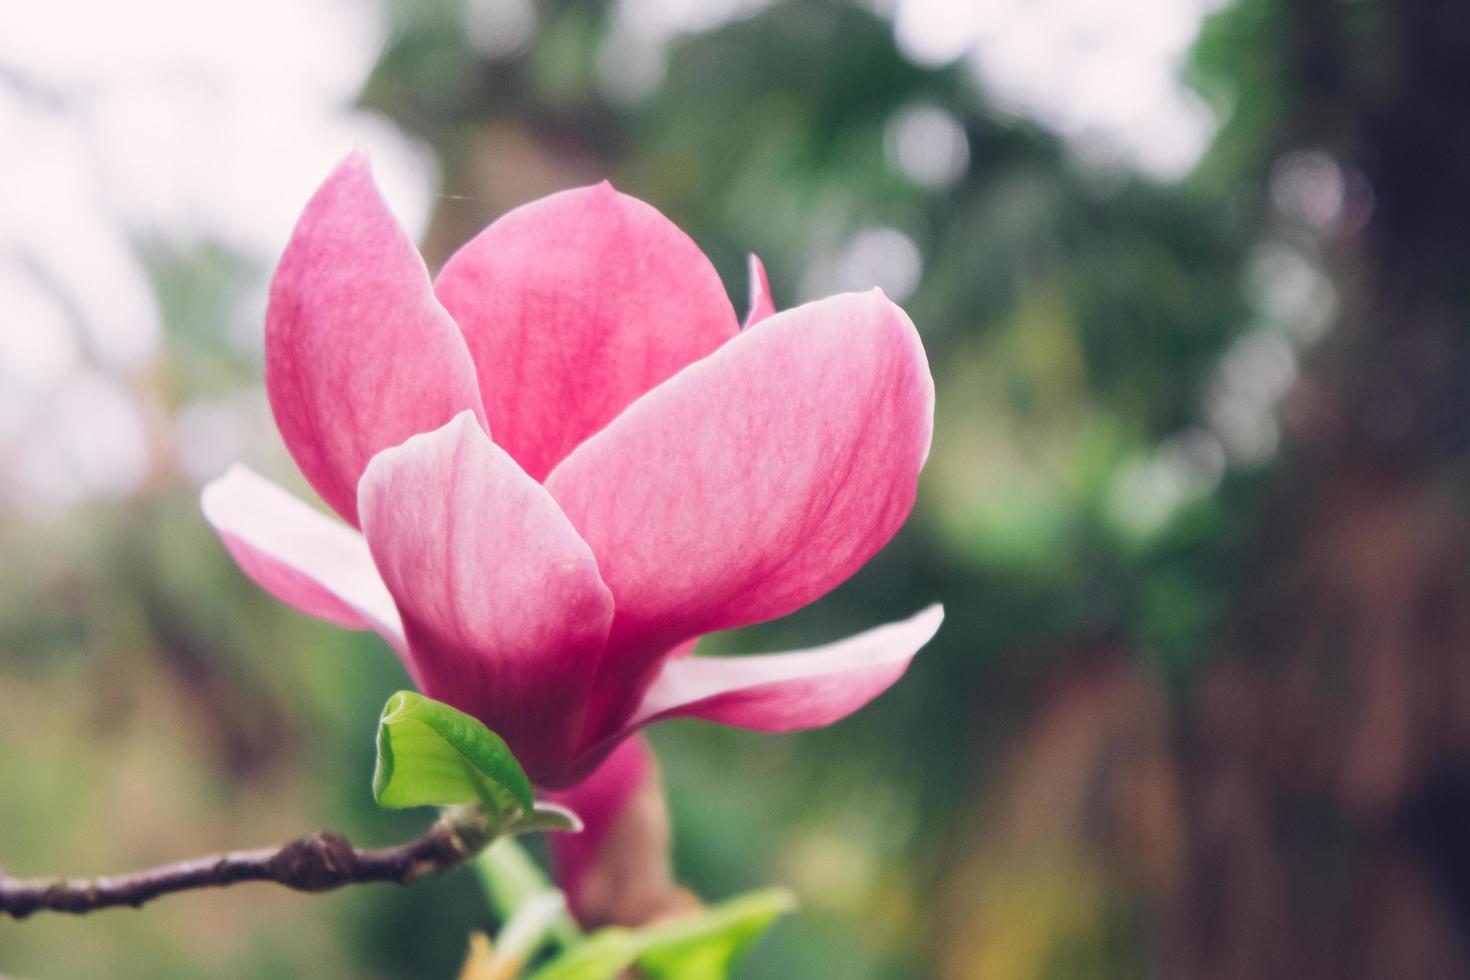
3,0 -> 1469,976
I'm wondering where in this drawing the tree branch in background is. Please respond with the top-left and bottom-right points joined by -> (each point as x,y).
0,806 -> 491,919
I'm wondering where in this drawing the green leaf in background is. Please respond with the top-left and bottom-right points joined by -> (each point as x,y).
635,889 -> 798,980
527,888 -> 797,980
524,930 -> 643,980
372,691 -> 534,818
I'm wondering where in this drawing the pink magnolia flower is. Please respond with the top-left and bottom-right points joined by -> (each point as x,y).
202,153 -> 940,887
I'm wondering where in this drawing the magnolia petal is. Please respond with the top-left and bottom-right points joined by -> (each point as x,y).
743,253 -> 776,328
357,412 -> 614,783
545,735 -> 653,919
200,465 -> 410,671
547,290 -> 934,732
630,605 -> 942,732
267,152 -> 485,526
434,183 -> 739,482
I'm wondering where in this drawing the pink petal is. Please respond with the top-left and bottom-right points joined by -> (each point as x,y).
434,183 -> 739,482
546,290 -> 934,733
356,411 -> 614,783
544,735 -> 652,914
267,152 -> 485,526
630,605 -> 942,732
200,465 -> 412,676
743,253 -> 776,328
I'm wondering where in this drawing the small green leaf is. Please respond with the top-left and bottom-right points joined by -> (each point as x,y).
527,888 -> 797,980
372,691 -> 534,817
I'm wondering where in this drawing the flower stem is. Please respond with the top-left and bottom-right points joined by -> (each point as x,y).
475,838 -> 581,948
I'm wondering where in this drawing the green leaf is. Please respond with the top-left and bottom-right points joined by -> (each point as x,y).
372,691 -> 534,817
635,888 -> 798,980
527,888 -> 797,980
525,930 -> 644,980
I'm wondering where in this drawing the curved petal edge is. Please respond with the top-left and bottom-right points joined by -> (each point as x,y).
267,151 -> 485,525
630,604 -> 943,732
200,465 -> 410,667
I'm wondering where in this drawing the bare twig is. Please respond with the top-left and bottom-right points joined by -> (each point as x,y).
0,807 -> 491,919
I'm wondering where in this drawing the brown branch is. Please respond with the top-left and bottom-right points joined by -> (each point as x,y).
0,807 -> 492,919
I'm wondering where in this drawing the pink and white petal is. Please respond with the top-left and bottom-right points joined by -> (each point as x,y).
743,253 -> 776,328
200,465 -> 410,672
267,152 -> 485,526
544,735 -> 652,916
546,290 -> 934,728
434,183 -> 739,482
629,605 -> 942,732
357,412 -> 614,784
